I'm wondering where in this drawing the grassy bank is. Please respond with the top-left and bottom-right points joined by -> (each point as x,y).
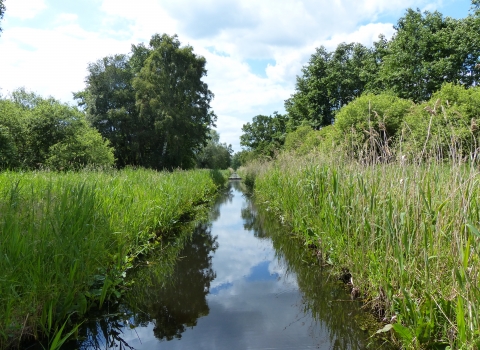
0,168 -> 226,349
240,154 -> 480,349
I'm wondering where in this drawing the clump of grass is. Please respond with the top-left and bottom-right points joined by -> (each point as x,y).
0,168 -> 224,349
243,152 -> 480,348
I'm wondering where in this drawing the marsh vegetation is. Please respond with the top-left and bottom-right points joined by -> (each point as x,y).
0,169 -> 225,348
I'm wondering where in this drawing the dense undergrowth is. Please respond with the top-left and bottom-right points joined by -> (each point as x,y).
0,168 -> 226,349
240,155 -> 480,349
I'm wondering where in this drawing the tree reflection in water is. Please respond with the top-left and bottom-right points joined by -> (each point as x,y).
71,220 -> 218,349
66,182 -> 388,350
136,222 -> 218,341
241,199 -> 390,350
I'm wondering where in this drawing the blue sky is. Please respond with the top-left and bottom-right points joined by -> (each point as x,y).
0,0 -> 474,151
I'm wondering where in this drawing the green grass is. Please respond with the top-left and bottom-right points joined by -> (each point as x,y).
241,153 -> 480,349
0,168 -> 226,349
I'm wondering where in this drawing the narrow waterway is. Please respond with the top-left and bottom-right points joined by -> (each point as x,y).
67,181 -> 387,349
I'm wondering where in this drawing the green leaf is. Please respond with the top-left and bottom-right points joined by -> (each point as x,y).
466,223 -> 480,237
392,323 -> 414,343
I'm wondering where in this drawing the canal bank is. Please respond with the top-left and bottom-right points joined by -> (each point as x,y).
61,181 -> 388,349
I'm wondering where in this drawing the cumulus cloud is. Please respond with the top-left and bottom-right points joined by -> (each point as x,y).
0,0 -> 466,150
0,16 -> 131,102
4,0 -> 47,20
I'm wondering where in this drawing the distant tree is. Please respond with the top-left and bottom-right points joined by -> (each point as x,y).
377,9 -> 480,102
133,34 -> 216,169
0,0 -> 5,34
231,152 -> 242,170
11,87 -> 42,109
240,112 -> 287,157
196,130 -> 233,169
285,43 -> 376,129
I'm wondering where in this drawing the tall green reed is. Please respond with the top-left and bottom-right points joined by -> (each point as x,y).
0,168 -> 224,348
242,153 -> 480,348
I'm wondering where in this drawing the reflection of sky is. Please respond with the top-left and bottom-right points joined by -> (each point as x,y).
208,191 -> 279,289
80,185 -> 365,349
116,186 -> 334,349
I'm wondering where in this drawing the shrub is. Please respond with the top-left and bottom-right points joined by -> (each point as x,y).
284,126 -> 312,152
334,93 -> 413,161
401,83 -> 480,161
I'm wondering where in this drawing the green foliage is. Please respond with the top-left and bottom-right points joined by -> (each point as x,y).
196,130 -> 233,169
283,5 -> 480,135
0,90 -> 114,171
334,93 -> 412,160
402,83 -> 480,160
378,9 -> 480,102
240,112 -> 287,158
284,125 -> 336,155
246,154 -> 480,348
284,125 -> 312,152
0,125 -> 17,168
133,34 -> 215,169
76,34 -> 216,170
74,54 -> 138,168
0,169 -> 224,348
46,128 -> 115,171
285,43 -> 376,129
231,150 -> 254,170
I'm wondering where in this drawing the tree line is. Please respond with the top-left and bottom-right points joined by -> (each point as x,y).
239,2 -> 480,163
0,33 -> 233,171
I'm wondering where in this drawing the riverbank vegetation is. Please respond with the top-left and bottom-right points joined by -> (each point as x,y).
1,33 -> 232,173
242,154 -> 480,348
238,3 -> 480,348
0,168 -> 226,349
0,21 -> 232,348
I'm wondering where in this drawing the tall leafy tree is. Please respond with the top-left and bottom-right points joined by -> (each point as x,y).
285,43 -> 376,129
75,54 -> 140,167
240,112 -> 287,157
76,34 -> 215,170
133,34 -> 216,169
378,8 -> 480,102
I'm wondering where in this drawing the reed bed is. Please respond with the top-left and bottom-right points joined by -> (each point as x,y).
0,168 -> 225,349
241,154 -> 480,349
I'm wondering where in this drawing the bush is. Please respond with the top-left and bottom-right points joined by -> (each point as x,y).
401,83 -> 480,161
46,128 -> 115,170
334,93 -> 413,161
284,125 -> 338,155
0,91 -> 115,171
284,126 -> 313,152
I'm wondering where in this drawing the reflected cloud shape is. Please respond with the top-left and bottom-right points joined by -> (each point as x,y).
68,182 -> 388,350
209,282 -> 233,295
245,260 -> 279,282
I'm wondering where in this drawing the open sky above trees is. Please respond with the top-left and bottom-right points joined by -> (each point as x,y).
0,0 -> 474,151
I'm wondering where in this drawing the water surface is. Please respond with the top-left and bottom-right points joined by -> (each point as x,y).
68,181 -> 386,349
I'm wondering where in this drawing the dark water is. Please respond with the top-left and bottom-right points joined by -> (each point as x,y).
65,181 -> 387,349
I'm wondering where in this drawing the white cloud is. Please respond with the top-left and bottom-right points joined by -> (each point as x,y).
323,22 -> 396,50
0,15 -> 131,102
0,0 -> 467,151
4,0 -> 47,20
100,0 -> 178,42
